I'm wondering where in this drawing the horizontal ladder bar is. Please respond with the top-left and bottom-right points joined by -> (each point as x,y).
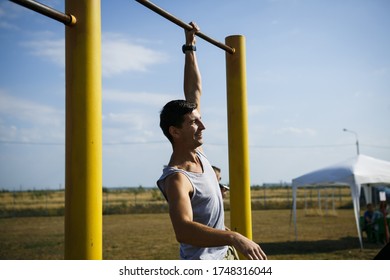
9,0 -> 76,26
135,0 -> 235,54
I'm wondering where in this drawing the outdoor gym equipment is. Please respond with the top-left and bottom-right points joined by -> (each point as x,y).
9,0 -> 253,260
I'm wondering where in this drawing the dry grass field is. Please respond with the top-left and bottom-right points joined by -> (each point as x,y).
0,187 -> 386,260
0,186 -> 353,217
0,211 -> 385,260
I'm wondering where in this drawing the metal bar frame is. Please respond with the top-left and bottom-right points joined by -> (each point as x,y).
10,0 -> 76,25
225,35 -> 252,259
65,0 -> 102,260
135,0 -> 235,54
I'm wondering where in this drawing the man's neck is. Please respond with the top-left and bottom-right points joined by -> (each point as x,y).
169,148 -> 202,173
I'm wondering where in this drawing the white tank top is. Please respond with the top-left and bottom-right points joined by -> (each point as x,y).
157,150 -> 227,259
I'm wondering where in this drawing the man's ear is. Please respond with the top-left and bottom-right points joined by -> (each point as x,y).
169,126 -> 180,140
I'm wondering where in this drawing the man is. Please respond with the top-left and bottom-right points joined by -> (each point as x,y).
212,165 -> 229,199
157,22 -> 267,260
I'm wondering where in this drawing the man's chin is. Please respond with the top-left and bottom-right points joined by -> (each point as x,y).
194,140 -> 203,148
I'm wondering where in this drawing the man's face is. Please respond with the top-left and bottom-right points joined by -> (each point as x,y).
177,109 -> 205,148
214,170 -> 221,182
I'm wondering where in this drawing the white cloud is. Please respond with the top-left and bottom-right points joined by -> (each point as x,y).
0,21 -> 19,30
0,90 -> 64,142
0,89 -> 161,145
102,33 -> 168,77
248,104 -> 274,116
274,126 -> 317,137
103,88 -> 175,108
21,32 -> 169,77
101,89 -> 169,143
23,38 -> 65,66
104,112 -> 144,128
254,69 -> 283,83
0,90 -> 63,125
0,2 -> 42,35
353,91 -> 373,99
0,2 -> 24,19
372,67 -> 389,78
102,111 -> 158,144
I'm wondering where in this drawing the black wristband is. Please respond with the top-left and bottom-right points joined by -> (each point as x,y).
182,44 -> 196,53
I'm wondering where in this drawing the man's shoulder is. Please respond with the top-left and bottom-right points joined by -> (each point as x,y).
165,170 -> 187,181
162,169 -> 191,187
164,171 -> 193,198
160,166 -> 185,181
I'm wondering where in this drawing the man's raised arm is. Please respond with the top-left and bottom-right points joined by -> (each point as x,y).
183,22 -> 202,112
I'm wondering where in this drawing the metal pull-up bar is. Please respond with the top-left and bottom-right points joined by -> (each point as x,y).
10,0 -> 76,26
135,0 -> 235,54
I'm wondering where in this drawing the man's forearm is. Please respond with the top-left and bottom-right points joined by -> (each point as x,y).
174,219 -> 236,248
173,220 -> 267,260
183,51 -> 202,108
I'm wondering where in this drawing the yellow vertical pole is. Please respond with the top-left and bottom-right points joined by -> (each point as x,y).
64,0 -> 102,259
225,35 -> 252,251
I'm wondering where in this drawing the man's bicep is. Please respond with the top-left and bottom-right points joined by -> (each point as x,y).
185,90 -> 201,113
165,173 -> 193,225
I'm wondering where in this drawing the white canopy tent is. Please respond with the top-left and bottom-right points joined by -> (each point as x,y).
292,154 -> 390,249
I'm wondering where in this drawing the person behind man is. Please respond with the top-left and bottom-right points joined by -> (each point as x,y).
212,165 -> 229,199
157,22 -> 267,260
211,165 -> 239,259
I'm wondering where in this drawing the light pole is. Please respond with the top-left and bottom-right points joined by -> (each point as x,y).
343,128 -> 360,155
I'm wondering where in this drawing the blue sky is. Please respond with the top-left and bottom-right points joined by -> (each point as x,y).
0,0 -> 389,190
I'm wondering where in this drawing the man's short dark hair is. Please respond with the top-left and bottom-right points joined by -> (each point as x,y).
212,165 -> 221,173
160,100 -> 197,144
